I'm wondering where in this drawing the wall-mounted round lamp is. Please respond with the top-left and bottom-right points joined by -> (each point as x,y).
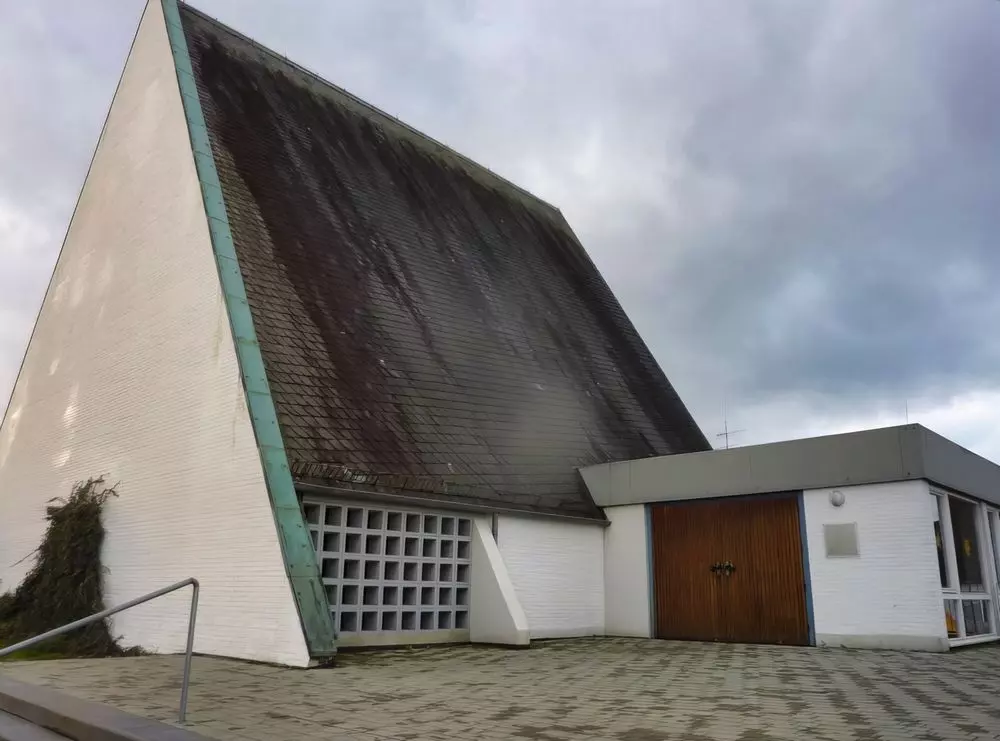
830,489 -> 845,507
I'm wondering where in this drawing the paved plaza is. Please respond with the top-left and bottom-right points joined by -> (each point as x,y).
3,638 -> 1000,740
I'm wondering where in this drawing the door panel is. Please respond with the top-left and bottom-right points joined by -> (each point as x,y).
651,494 -> 809,646
717,496 -> 809,645
651,501 -> 728,641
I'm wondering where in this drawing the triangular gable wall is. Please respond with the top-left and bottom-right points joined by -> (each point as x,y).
0,0 -> 332,665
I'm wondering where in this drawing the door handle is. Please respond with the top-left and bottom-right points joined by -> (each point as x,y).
710,561 -> 736,576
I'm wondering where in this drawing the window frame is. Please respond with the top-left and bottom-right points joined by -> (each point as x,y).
931,488 -> 1000,646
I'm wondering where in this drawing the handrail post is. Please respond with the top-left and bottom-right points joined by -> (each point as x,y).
179,579 -> 199,723
0,577 -> 200,724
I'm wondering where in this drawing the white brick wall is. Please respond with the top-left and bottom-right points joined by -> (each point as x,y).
0,2 -> 310,666
603,505 -> 651,637
803,480 -> 947,649
497,515 -> 604,638
470,516 -> 529,645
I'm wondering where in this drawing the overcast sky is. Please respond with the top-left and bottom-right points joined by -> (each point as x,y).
1,0 -> 998,458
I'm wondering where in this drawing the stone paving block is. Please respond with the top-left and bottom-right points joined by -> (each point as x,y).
2,639 -> 1000,740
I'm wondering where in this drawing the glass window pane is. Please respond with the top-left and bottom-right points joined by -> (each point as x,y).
990,512 -> 1000,582
944,600 -> 961,639
961,600 -> 993,637
933,496 -> 950,588
949,497 -> 985,593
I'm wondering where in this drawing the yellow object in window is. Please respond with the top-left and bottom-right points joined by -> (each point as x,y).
963,538 -> 973,557
945,609 -> 957,636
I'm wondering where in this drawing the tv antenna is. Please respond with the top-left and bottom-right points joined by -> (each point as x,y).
717,402 -> 745,450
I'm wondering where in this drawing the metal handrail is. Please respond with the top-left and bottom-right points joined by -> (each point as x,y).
0,577 -> 199,723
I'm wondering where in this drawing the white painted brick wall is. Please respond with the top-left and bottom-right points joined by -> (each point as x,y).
803,481 -> 945,644
0,2 -> 310,666
497,516 -> 604,638
603,505 -> 650,637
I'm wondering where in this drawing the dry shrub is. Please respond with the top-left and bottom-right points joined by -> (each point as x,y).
0,476 -> 139,657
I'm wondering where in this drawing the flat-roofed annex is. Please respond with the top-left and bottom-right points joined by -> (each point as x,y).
581,424 -> 1000,508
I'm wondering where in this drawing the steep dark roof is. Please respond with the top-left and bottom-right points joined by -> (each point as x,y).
179,5 -> 711,520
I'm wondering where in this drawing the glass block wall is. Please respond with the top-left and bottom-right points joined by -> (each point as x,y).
301,499 -> 472,639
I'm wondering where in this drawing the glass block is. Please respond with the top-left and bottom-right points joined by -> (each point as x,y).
361,611 -> 378,632
385,536 -> 401,556
456,564 -> 469,583
322,532 -> 340,553
340,611 -> 358,633
303,503 -> 320,524
322,558 -> 339,579
364,560 -> 380,580
346,508 -> 364,528
386,512 -> 403,531
455,611 -> 469,629
363,586 -> 379,606
441,517 -> 455,535
384,561 -> 400,581
422,538 -> 437,558
438,587 -> 452,605
345,533 -> 361,554
324,584 -> 336,605
439,563 -> 453,582
325,506 -> 342,527
420,611 -> 435,630
421,562 -> 435,581
365,534 -> 382,555
405,514 -> 421,532
404,537 -> 420,557
383,586 -> 399,606
457,541 -> 470,560
367,510 -> 384,529
458,519 -> 471,537
402,586 -> 417,606
438,611 -> 452,629
381,612 -> 398,631
341,584 -> 359,605
403,562 -> 418,581
343,560 -> 360,580
401,612 -> 416,630
440,540 -> 454,558
423,515 -> 438,534
456,587 -> 469,606
421,586 -> 435,606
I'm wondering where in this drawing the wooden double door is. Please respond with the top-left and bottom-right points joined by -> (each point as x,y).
650,493 -> 810,646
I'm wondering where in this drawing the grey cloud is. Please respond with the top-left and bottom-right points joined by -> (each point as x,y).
1,0 -> 998,457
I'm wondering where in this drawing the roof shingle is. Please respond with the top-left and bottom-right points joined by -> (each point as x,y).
180,6 -> 710,519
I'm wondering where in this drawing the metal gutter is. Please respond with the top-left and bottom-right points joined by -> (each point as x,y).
294,481 -> 610,527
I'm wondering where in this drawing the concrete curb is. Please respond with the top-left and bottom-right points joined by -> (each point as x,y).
0,677 -> 208,741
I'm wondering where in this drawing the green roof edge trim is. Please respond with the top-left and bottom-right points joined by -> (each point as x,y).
160,0 -> 336,659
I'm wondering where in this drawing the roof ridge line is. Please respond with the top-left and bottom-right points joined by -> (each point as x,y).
178,0 -> 563,214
